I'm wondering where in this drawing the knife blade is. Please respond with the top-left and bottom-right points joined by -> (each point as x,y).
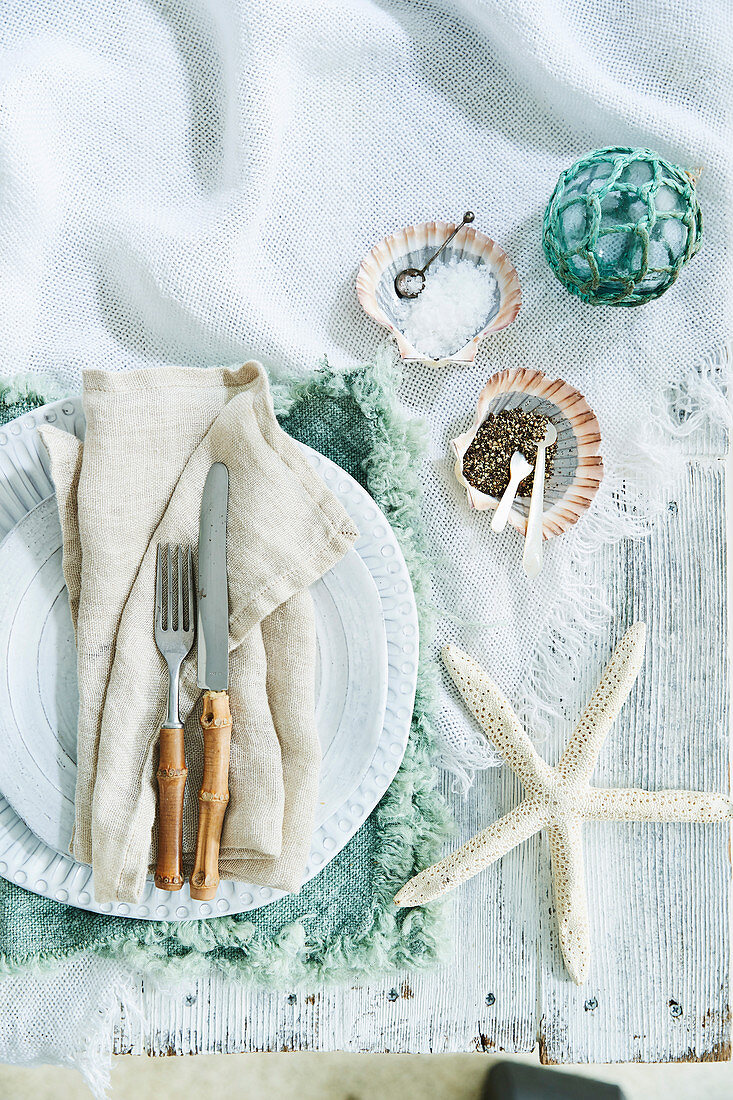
197,461 -> 229,691
191,461 -> 232,902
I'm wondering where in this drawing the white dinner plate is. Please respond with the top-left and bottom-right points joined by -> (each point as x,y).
0,398 -> 419,920
0,497 -> 387,854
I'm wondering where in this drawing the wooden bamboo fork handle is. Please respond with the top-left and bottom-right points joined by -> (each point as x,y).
190,690 -> 232,901
155,726 -> 187,890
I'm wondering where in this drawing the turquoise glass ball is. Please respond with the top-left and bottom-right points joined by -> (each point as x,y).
543,147 -> 702,306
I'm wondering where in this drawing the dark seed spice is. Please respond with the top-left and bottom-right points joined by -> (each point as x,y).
462,409 -> 557,498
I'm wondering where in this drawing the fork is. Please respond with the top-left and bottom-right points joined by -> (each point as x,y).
154,544 -> 195,891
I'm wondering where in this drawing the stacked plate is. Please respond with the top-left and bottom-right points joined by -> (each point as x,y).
0,398 -> 418,920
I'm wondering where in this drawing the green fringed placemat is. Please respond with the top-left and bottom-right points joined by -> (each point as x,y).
0,353 -> 452,985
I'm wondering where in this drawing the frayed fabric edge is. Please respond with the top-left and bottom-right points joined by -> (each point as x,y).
517,342 -> 732,752
0,373 -> 64,408
0,951 -> 144,1100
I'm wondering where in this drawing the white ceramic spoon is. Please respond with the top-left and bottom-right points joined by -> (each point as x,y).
522,422 -> 557,579
491,451 -> 533,533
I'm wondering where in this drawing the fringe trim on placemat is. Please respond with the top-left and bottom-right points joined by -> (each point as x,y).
0,372 -> 64,410
0,350 -> 454,989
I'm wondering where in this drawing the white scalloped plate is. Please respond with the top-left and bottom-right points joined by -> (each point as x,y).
0,499 -> 386,853
0,398 -> 418,920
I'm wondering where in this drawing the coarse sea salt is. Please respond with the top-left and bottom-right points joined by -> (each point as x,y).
393,258 -> 499,359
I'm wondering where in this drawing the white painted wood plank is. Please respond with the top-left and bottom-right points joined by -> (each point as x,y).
117,455 -> 729,1062
116,762 -> 539,1056
539,459 -> 730,1063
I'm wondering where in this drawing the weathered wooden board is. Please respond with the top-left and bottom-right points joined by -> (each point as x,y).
115,453 -> 730,1062
538,458 -> 730,1063
115,763 -> 539,1057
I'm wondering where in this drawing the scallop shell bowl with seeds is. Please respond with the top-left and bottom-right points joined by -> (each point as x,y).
357,220 -> 522,363
451,368 -> 604,538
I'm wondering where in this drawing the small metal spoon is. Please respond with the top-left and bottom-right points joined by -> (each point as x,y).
394,212 -> 475,299
522,422 -> 558,579
491,452 -> 533,533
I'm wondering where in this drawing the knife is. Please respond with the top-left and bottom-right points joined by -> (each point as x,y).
190,461 -> 232,901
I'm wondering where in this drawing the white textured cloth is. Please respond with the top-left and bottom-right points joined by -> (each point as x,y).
1,0 -> 730,783
0,954 -> 141,1097
0,0 -> 731,1083
39,362 -> 358,903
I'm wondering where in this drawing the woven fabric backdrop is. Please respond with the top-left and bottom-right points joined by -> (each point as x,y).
0,0 -> 731,1086
0,0 -> 730,778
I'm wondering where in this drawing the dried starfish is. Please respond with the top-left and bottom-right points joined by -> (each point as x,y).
394,623 -> 733,983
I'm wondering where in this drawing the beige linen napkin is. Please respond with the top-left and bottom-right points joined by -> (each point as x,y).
39,363 -> 358,904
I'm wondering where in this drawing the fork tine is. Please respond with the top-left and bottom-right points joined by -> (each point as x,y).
155,544 -> 163,633
155,543 -> 196,646
166,543 -> 173,630
176,543 -> 182,633
187,547 -> 195,635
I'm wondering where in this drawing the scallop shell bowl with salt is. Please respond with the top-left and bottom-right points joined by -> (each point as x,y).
451,368 -> 604,539
357,220 -> 522,364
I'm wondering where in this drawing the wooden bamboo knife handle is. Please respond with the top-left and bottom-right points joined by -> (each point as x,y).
155,726 -> 187,890
190,690 -> 232,900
